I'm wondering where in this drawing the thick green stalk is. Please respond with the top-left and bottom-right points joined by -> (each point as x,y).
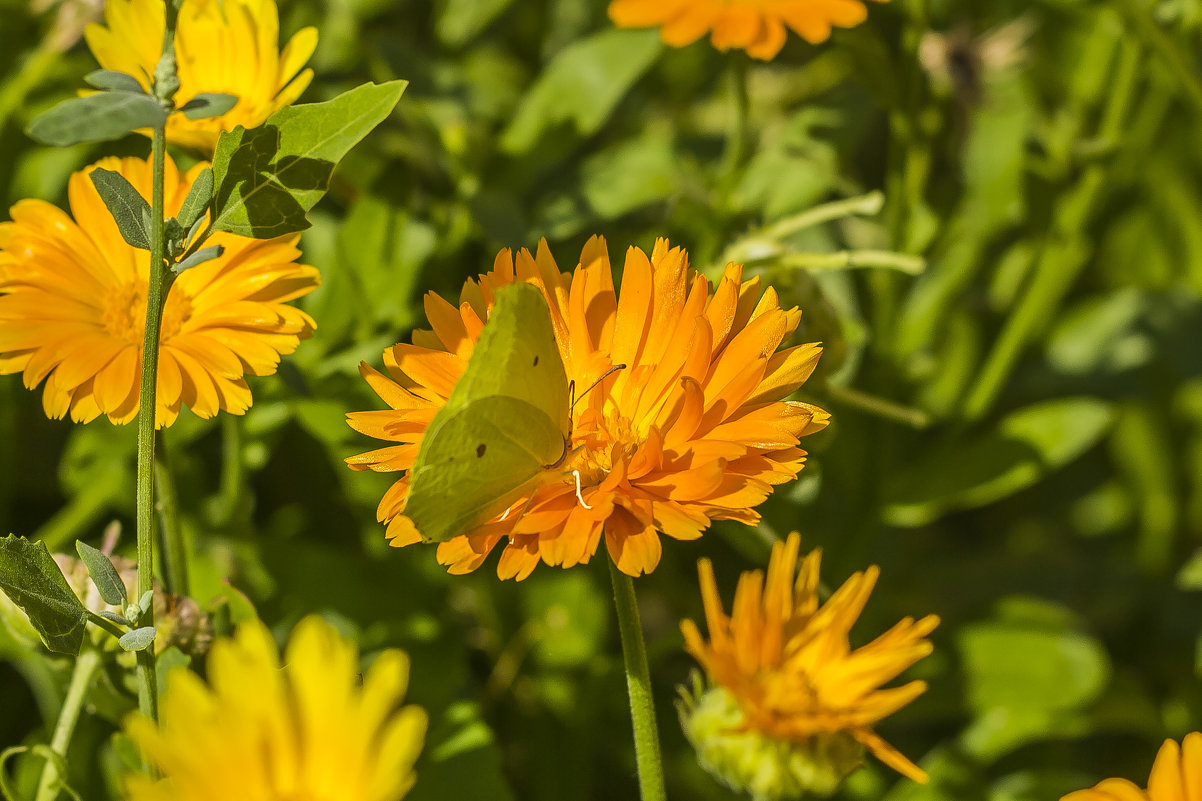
608,560 -> 667,801
32,649 -> 102,801
133,120 -> 170,725
154,431 -> 188,596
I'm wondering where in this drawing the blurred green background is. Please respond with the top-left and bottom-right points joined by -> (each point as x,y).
3,0 -> 1202,799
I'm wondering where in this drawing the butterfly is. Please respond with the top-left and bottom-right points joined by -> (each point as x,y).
402,281 -> 572,543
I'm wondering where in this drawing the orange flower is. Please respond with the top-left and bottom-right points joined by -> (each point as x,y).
346,237 -> 829,580
0,155 -> 319,426
680,533 -> 939,790
1062,733 -> 1202,801
609,0 -> 888,59
85,0 -> 317,154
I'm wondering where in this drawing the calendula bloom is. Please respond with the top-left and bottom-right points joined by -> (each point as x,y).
678,533 -> 938,797
124,616 -> 428,801
1062,733 -> 1202,801
346,236 -> 829,580
0,155 -> 319,426
85,0 -> 317,153
609,0 -> 888,59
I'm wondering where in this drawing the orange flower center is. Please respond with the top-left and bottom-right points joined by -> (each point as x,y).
568,409 -> 641,486
102,281 -> 193,345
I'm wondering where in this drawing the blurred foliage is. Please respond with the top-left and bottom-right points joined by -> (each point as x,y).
3,0 -> 1202,799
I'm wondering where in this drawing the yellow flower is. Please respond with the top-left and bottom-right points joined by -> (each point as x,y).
609,0 -> 888,60
346,237 -> 829,580
679,533 -> 938,796
0,154 -> 319,427
1062,733 -> 1202,801
124,616 -> 428,801
85,0 -> 318,153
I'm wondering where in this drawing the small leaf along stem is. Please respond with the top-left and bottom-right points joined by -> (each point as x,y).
608,559 -> 668,801
32,649 -> 102,801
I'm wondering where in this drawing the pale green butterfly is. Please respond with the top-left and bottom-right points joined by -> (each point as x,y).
402,281 -> 572,543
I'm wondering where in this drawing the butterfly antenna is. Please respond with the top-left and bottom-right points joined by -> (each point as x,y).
571,364 -> 627,412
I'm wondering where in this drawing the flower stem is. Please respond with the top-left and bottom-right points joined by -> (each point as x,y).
133,118 -> 169,727
32,649 -> 101,801
154,431 -> 188,597
608,559 -> 667,801
719,54 -> 750,204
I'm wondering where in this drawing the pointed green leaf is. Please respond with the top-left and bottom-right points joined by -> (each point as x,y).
177,166 -> 214,231
83,69 -> 147,94
0,535 -> 87,655
74,540 -> 127,607
210,80 -> 407,238
118,626 -> 157,652
179,92 -> 239,120
27,92 -> 167,146
99,610 -> 131,627
174,244 -> 224,274
500,29 -> 661,153
89,168 -> 152,250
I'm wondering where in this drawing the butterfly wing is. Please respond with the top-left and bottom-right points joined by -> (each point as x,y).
403,282 -> 570,543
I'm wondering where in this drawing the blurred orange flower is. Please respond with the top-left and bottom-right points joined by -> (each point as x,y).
0,155 -> 319,426
85,0 -> 317,153
680,533 -> 938,790
609,0 -> 888,59
1062,733 -> 1202,801
346,237 -> 829,580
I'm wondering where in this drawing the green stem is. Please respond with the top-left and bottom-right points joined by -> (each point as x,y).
608,560 -> 667,801
823,382 -> 931,429
133,117 -> 169,726
32,649 -> 101,801
962,35 -> 1140,421
1114,0 -> 1202,113
84,610 -> 126,640
214,414 -> 244,526
154,431 -> 188,596
778,249 -> 926,275
718,54 -> 750,204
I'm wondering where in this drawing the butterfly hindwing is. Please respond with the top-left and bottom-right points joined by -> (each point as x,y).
404,282 -> 571,543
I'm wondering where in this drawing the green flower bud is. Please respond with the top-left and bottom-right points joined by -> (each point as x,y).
678,674 -> 865,800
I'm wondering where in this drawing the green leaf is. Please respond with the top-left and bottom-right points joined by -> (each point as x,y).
83,69 -> 146,94
74,540 -> 127,607
435,0 -> 516,47
99,610 -> 131,627
0,535 -> 87,655
958,624 -> 1109,713
27,92 -> 167,147
500,29 -> 661,153
118,626 -> 156,652
89,168 -> 152,250
210,80 -> 407,238
884,398 -> 1115,526
408,702 -> 516,801
174,244 -> 224,273
176,166 -> 213,231
179,92 -> 238,120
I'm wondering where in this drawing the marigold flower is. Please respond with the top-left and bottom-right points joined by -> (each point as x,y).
609,0 -> 888,60
679,533 -> 939,796
346,237 -> 829,580
85,0 -> 317,153
1062,733 -> 1202,801
0,155 -> 319,427
124,616 -> 428,801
